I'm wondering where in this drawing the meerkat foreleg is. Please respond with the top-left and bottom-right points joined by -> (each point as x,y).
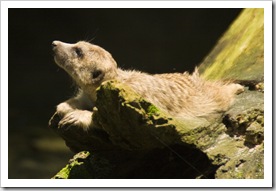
56,90 -> 94,130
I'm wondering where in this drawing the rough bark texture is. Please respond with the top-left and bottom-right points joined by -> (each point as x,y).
49,8 -> 264,179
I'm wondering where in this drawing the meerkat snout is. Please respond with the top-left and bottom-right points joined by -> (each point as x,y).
52,41 -> 57,47
52,40 -> 64,49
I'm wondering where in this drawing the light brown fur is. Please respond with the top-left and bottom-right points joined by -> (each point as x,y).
52,41 -> 244,130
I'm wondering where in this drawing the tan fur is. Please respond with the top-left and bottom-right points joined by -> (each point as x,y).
52,40 -> 244,130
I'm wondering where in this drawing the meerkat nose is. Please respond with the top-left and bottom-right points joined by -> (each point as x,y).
52,41 -> 58,47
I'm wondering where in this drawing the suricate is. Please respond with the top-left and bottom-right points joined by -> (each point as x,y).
52,40 -> 244,130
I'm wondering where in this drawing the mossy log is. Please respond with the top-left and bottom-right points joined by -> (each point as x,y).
49,8 -> 264,179
198,8 -> 264,82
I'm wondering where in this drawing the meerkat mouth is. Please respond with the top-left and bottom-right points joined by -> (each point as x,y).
52,41 -> 59,63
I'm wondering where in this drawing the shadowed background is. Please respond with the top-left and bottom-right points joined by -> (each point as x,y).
8,8 -> 242,178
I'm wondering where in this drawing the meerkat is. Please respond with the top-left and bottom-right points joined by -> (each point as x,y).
52,40 -> 244,130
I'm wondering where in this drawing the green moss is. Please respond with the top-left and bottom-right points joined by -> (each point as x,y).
235,171 -> 244,179
199,8 -> 264,81
245,121 -> 264,145
226,108 -> 264,136
52,160 -> 85,179
256,82 -> 264,92
52,164 -> 71,179
146,104 -> 160,116
52,151 -> 90,179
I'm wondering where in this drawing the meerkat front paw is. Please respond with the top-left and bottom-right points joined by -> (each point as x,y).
58,110 -> 93,131
56,102 -> 74,117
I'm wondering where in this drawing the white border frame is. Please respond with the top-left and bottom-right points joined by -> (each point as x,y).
1,0 -> 272,188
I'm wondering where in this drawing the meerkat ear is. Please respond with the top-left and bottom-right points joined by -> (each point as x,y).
91,69 -> 105,84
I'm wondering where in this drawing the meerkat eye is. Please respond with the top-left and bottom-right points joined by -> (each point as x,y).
74,47 -> 83,58
92,70 -> 102,79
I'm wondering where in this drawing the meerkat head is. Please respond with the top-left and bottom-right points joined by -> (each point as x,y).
52,40 -> 118,90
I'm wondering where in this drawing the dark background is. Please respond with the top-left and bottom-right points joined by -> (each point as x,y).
8,8 -> 242,178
